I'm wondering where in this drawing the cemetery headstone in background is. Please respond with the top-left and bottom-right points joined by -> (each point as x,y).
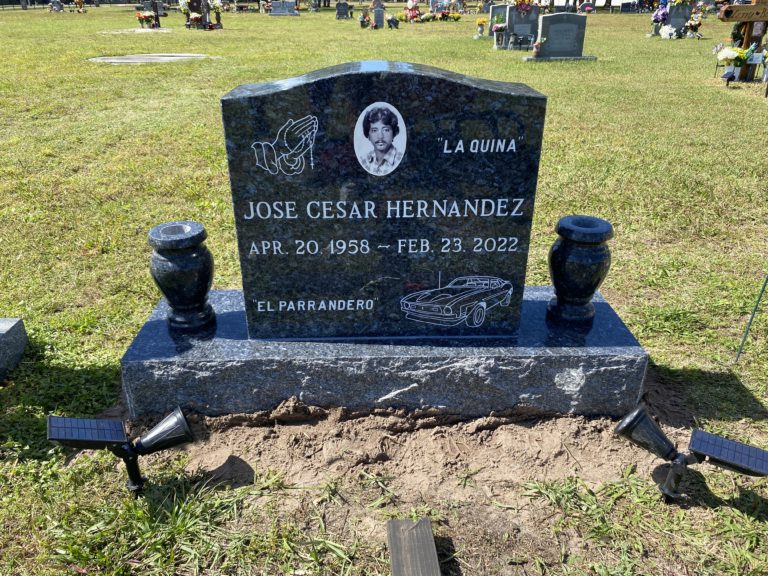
507,4 -> 540,49
335,0 -> 349,18
122,61 -> 645,420
489,3 -> 506,36
667,4 -> 692,30
0,319 -> 27,383
528,13 -> 597,60
270,0 -> 299,15
373,7 -> 385,28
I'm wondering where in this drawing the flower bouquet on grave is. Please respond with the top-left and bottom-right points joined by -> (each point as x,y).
516,0 -> 531,14
189,10 -> 203,23
716,42 -> 756,81
491,22 -> 506,48
659,24 -> 679,39
475,17 -> 487,36
532,36 -> 545,56
136,10 -> 155,26
651,4 -> 667,24
420,12 -> 435,21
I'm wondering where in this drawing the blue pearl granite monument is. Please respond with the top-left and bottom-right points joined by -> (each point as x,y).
121,61 -> 646,418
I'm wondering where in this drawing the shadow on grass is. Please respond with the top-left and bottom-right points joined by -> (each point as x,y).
435,535 -> 463,576
641,360 -> 768,429
651,465 -> 768,521
0,338 -> 122,461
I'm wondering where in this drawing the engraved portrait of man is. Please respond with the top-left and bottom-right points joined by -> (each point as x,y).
354,103 -> 406,176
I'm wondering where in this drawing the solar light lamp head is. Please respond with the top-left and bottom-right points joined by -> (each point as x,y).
133,406 -> 194,455
614,405 -> 679,462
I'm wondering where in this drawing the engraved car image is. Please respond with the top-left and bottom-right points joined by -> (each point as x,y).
400,276 -> 513,328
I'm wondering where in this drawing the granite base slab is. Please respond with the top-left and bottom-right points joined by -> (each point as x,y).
524,56 -> 598,62
121,288 -> 647,419
0,318 -> 28,382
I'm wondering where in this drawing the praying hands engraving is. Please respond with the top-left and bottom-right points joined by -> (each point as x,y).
251,115 -> 319,176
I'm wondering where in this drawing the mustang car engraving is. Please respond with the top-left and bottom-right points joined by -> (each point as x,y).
400,276 -> 513,327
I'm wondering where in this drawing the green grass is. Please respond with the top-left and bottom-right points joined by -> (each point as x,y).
1,5 -> 768,574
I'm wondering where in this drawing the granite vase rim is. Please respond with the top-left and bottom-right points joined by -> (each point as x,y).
148,220 -> 208,250
555,215 -> 614,244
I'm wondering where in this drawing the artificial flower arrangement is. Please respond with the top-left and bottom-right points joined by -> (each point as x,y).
532,36 -> 545,54
716,42 -> 756,66
437,10 -> 460,20
516,0 -> 532,13
359,12 -> 375,27
651,4 -> 667,24
420,12 -> 435,21
659,24 -> 679,39
491,23 -> 506,32
476,17 -> 487,26
136,10 -> 155,22
189,10 -> 202,21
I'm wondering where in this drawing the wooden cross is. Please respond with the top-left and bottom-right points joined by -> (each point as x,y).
719,0 -> 768,81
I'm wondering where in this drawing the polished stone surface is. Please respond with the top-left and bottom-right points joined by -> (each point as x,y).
0,318 -> 28,382
222,61 -> 547,340
536,13 -> 588,59
507,5 -> 539,41
121,288 -> 647,417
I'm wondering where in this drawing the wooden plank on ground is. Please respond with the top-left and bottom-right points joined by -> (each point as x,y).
387,518 -> 441,576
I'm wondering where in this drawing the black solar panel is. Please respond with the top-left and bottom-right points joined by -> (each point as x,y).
689,429 -> 768,477
47,415 -> 127,449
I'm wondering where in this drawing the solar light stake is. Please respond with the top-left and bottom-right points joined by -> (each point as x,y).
735,273 -> 768,363
48,406 -> 194,496
615,405 -> 768,500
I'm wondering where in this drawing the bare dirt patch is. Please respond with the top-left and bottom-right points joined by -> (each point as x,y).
122,383 -> 691,573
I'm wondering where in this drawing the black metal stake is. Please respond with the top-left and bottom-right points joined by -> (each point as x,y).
735,273 -> 768,363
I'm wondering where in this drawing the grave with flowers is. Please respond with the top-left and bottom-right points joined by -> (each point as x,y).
180,0 -> 224,28
717,0 -> 768,82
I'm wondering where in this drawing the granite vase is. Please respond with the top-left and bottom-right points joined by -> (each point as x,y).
149,221 -> 215,331
547,215 -> 613,322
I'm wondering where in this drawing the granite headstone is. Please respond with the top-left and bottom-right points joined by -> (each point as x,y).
0,319 -> 27,382
536,13 -> 588,58
221,61 -> 546,340
122,61 -> 646,419
373,7 -> 385,28
270,0 -> 298,15
335,0 -> 349,18
507,4 -> 540,47
489,3 -> 506,35
667,4 -> 691,30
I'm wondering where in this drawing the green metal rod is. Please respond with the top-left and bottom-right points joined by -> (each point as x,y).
735,273 -> 768,363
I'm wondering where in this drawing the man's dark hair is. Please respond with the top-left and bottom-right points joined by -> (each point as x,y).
362,106 -> 400,138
